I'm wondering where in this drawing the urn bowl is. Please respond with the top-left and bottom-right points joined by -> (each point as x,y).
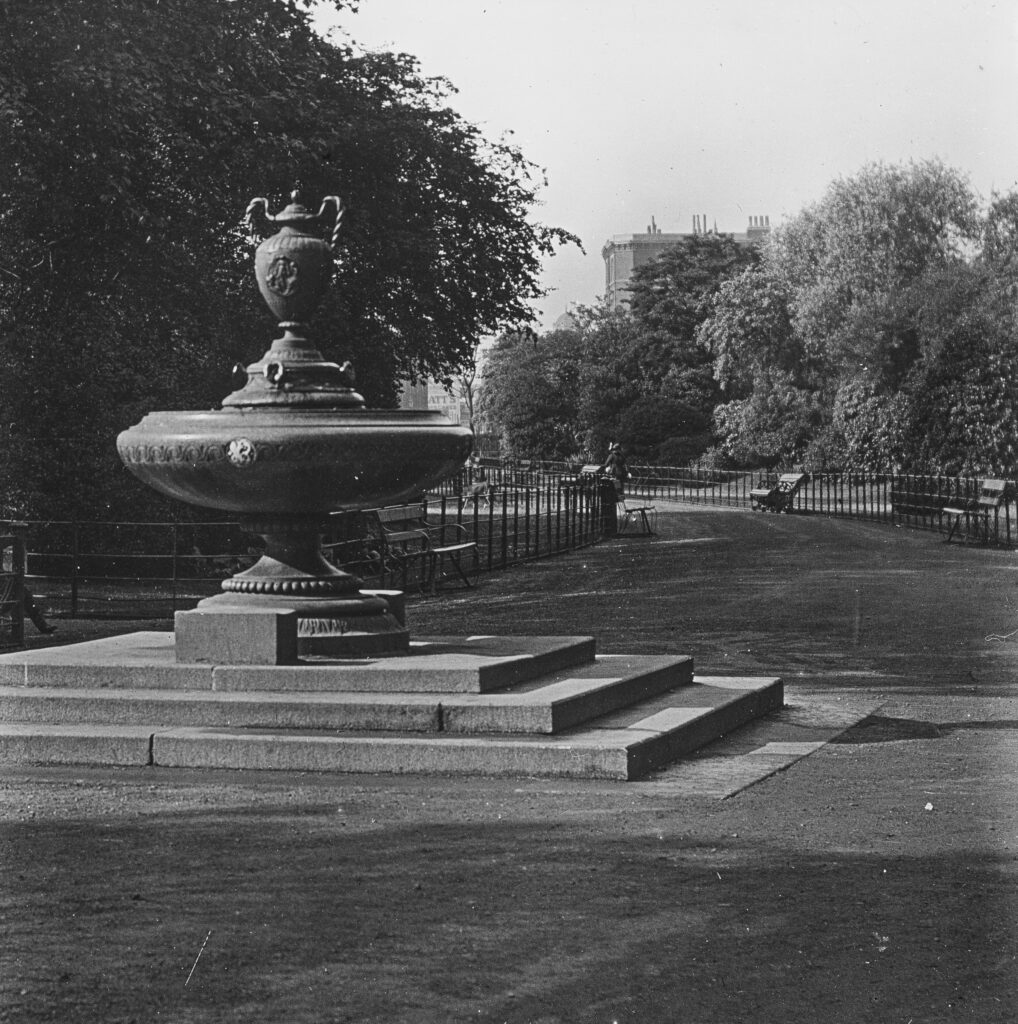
117,408 -> 473,514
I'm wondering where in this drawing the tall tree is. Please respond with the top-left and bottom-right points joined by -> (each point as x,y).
628,232 -> 760,341
0,0 -> 575,518
896,263 -> 1018,474
699,160 -> 1001,469
624,233 -> 758,459
480,329 -> 582,460
771,158 -> 979,388
696,264 -> 818,466
571,304 -> 645,458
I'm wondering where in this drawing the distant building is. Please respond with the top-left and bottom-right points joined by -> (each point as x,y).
551,310 -> 579,333
428,385 -> 464,424
397,380 -> 429,411
602,213 -> 771,311
398,379 -> 464,421
397,336 -> 496,428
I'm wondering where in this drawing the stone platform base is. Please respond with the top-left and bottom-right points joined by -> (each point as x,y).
0,633 -> 783,781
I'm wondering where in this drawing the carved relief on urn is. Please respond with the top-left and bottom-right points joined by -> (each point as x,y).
247,191 -> 344,325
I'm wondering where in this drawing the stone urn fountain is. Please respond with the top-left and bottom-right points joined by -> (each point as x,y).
117,191 -> 472,660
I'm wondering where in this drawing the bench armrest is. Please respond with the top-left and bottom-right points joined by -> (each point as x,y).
382,527 -> 431,549
427,521 -> 471,546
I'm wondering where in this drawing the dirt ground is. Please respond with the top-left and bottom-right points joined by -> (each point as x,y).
2,505 -> 1017,1023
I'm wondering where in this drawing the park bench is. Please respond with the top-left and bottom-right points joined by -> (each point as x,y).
750,472 -> 809,513
617,497 -> 657,536
558,464 -> 604,491
366,503 -> 478,593
941,478 -> 1014,544
462,464 -> 497,508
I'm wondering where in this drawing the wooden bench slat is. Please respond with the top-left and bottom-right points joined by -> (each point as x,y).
942,479 -> 1014,543
751,473 -> 808,513
617,499 -> 656,536
366,503 -> 478,593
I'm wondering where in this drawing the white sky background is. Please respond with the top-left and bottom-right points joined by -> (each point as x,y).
314,0 -> 1018,329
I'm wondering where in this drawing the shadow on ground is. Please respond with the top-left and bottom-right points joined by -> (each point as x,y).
3,507 -> 1018,1022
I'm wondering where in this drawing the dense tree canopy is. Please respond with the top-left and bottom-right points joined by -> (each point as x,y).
482,233 -> 758,464
483,159 -> 1016,477
0,0 -> 575,518
699,160 -> 1017,473
480,329 -> 581,459
628,233 -> 759,341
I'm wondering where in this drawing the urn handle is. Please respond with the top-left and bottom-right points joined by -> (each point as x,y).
245,192 -> 345,252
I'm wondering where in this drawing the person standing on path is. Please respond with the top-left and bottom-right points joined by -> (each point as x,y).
601,442 -> 630,499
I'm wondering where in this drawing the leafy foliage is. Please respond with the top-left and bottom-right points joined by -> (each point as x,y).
700,159 -> 1017,473
772,159 -> 979,387
479,330 -> 582,460
482,235 -> 759,465
628,233 -> 759,340
0,0 -> 575,518
698,265 -> 803,394
896,264 -> 1018,474
483,158 -> 1015,476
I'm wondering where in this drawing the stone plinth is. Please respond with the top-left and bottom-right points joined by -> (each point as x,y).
174,607 -> 298,665
0,631 -> 784,781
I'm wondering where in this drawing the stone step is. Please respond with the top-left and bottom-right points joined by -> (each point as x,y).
0,654 -> 691,735
0,675 -> 782,780
0,633 -> 598,694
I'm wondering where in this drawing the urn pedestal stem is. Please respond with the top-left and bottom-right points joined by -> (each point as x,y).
223,516 -> 360,597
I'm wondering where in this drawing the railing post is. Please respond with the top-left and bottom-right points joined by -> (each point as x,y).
601,479 -> 618,538
486,491 -> 494,571
171,522 -> 179,613
500,487 -> 509,569
512,488 -> 520,563
541,484 -> 548,555
555,482 -> 563,552
70,519 -> 79,618
524,487 -> 531,559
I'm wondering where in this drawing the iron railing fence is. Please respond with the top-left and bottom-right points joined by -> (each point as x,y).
8,461 -> 1012,621
479,462 -> 1012,547
439,461 -> 1016,545
624,466 -> 1015,546
7,479 -> 608,619
436,462 -> 1007,544
440,461 -> 1016,543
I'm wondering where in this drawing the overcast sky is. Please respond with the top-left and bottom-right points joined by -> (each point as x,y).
315,0 -> 1018,329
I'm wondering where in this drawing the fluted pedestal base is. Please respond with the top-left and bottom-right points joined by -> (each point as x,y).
175,516 -> 410,660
